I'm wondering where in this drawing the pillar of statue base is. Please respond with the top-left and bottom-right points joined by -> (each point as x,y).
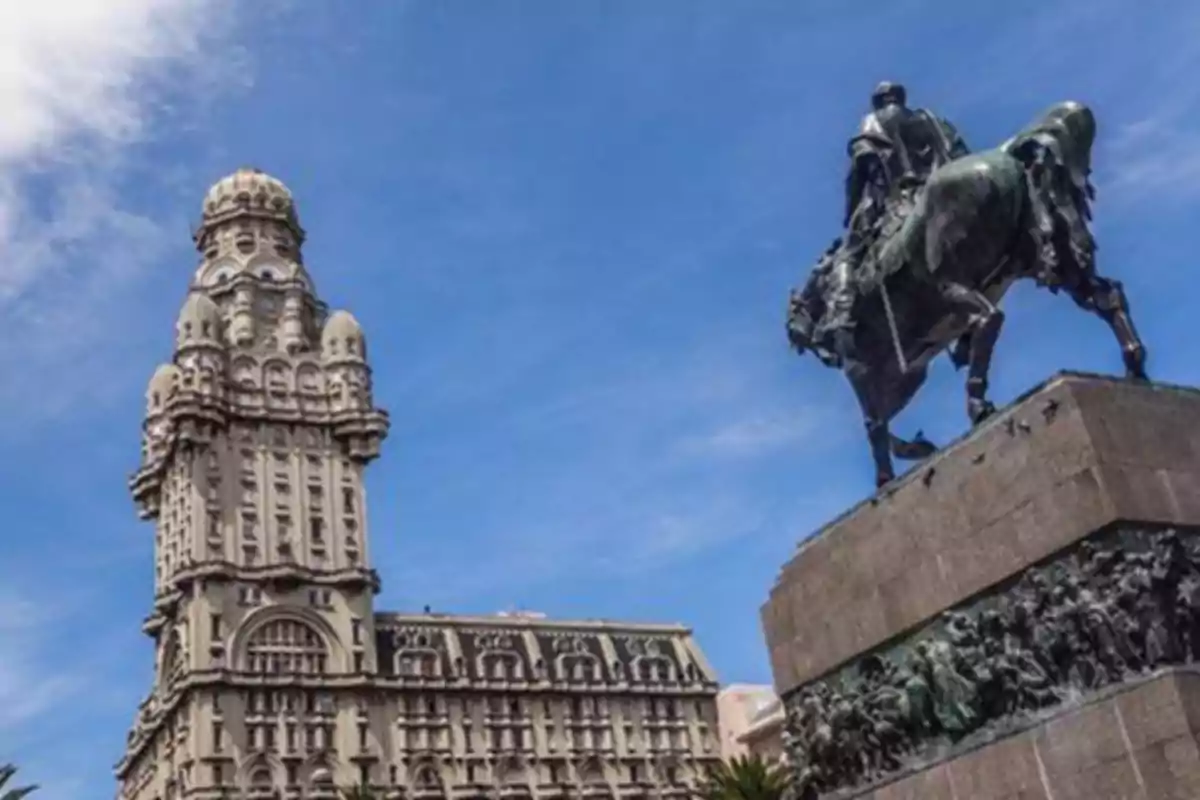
761,372 -> 1200,799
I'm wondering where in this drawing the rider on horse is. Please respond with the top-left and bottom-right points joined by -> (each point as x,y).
820,82 -> 970,360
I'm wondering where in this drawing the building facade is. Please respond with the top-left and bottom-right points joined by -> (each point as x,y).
713,686 -> 781,763
115,169 -> 722,800
735,704 -> 785,766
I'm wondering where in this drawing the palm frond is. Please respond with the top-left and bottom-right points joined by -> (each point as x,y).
0,764 -> 37,800
694,754 -> 789,800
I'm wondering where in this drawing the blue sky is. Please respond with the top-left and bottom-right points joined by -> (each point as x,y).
1,1 -> 1199,796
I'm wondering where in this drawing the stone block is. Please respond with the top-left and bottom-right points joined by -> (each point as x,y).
762,373 -> 1200,696
843,672 -> 1200,800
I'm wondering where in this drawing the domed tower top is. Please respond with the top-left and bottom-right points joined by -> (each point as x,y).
194,167 -> 305,250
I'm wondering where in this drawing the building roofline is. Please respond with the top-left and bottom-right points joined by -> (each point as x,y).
374,610 -> 693,635
735,704 -> 785,743
717,683 -> 776,694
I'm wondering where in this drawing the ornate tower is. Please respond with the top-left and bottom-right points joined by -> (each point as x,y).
117,168 -> 723,800
119,168 -> 389,799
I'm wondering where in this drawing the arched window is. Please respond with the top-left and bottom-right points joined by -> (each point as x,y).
580,759 -> 605,785
414,765 -> 440,789
244,618 -> 328,675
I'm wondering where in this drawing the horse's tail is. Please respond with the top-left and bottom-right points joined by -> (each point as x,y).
786,287 -> 820,353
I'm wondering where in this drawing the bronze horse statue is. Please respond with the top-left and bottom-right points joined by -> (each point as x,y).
787,101 -> 1148,487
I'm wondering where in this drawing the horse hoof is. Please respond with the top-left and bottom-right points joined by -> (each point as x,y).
1123,346 -> 1148,381
969,400 -> 996,425
1126,368 -> 1149,382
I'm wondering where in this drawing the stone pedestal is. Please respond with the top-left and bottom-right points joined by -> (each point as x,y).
761,372 -> 1200,799
859,670 -> 1200,800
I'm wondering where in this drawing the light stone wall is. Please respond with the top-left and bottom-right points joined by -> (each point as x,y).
117,169 -> 721,800
714,685 -> 778,761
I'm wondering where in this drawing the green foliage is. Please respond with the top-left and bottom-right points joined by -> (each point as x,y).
695,755 -> 789,800
0,765 -> 36,800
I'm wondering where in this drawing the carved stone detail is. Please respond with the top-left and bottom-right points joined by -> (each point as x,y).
783,526 -> 1200,797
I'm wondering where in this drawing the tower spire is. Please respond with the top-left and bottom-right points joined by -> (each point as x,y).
121,167 -> 389,795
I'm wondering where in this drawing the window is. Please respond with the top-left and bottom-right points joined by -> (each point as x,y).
630,764 -> 641,783
210,613 -> 222,641
212,721 -> 223,752
310,517 -> 325,542
244,619 -> 328,675
351,618 -> 362,645
342,488 -> 355,513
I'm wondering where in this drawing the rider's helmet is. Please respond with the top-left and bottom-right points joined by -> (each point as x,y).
871,81 -> 907,110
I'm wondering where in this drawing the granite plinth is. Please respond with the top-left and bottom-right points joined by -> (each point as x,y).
762,372 -> 1200,697
849,669 -> 1200,800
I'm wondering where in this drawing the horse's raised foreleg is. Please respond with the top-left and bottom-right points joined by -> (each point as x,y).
938,281 -> 1006,424
1063,275 -> 1148,380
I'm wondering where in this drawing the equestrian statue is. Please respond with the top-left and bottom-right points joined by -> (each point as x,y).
786,82 -> 1148,487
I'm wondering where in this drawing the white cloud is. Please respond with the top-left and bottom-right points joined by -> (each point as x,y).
0,1 -> 256,426
0,589 -> 84,735
1105,97 -> 1200,200
674,409 -> 836,460
0,1 -> 267,784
